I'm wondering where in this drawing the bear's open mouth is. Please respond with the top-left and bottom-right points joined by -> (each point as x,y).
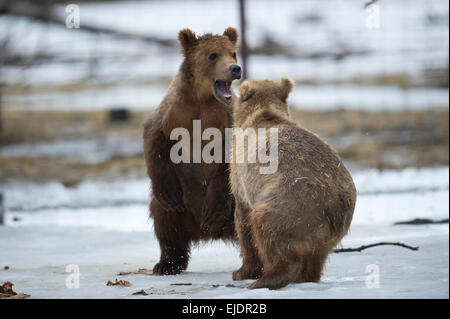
214,80 -> 232,105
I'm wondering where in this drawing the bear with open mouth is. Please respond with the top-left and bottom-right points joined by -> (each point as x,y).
143,27 -> 241,275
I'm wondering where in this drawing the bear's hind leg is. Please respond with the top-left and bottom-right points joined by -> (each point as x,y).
151,198 -> 197,275
232,201 -> 263,281
247,205 -> 300,289
249,262 -> 300,290
296,250 -> 328,283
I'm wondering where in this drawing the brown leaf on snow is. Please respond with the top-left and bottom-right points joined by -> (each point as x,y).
170,283 -> 192,286
106,279 -> 132,287
0,281 -> 30,299
117,268 -> 153,276
3,293 -> 31,299
0,281 -> 14,295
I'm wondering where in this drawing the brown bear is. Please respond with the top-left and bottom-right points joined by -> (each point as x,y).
230,78 -> 357,289
143,27 -> 241,275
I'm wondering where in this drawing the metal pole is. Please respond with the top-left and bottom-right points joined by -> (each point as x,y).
0,80 -> 2,133
0,42 -> 3,133
239,0 -> 248,80
0,193 -> 4,225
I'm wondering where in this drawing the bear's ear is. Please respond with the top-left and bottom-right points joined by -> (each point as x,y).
178,28 -> 198,56
223,27 -> 238,45
240,80 -> 254,102
277,78 -> 294,102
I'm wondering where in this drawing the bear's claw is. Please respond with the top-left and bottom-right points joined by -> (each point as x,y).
232,266 -> 263,281
153,261 -> 184,276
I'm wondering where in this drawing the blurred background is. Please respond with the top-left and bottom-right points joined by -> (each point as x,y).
0,0 -> 448,228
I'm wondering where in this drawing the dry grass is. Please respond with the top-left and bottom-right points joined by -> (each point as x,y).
291,68 -> 449,88
0,155 -> 145,186
290,108 -> 449,169
0,108 -> 143,145
0,107 -> 448,184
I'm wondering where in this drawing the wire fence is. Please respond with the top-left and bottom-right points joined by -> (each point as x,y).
0,0 -> 448,113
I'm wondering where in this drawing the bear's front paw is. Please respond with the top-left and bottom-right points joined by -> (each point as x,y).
232,266 -> 263,281
153,260 -> 184,276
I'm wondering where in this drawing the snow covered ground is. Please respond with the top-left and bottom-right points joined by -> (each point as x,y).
0,166 -> 448,298
0,1 -> 448,298
0,223 -> 447,299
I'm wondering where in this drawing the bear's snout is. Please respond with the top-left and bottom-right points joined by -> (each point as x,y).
229,65 -> 242,80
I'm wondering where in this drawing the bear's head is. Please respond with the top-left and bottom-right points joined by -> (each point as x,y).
178,27 -> 241,105
236,78 -> 294,122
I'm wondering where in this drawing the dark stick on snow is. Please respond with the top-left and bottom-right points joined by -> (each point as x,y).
394,218 -> 449,225
364,0 -> 378,9
333,242 -> 419,253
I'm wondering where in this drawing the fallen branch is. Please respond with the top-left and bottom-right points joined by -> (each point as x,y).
117,268 -> 153,276
333,242 -> 419,253
394,218 -> 449,225
364,0 -> 378,9
171,283 -> 192,286
106,279 -> 132,287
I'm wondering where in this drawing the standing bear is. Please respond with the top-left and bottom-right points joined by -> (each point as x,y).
230,79 -> 356,289
143,27 -> 241,275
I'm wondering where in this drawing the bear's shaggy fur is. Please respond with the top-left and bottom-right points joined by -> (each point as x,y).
230,79 -> 357,289
143,27 -> 241,275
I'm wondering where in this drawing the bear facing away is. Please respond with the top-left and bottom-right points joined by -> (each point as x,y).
230,79 -> 357,289
143,27 -> 241,275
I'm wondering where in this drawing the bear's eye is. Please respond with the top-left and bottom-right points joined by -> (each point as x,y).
209,53 -> 218,61
232,52 -> 237,60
